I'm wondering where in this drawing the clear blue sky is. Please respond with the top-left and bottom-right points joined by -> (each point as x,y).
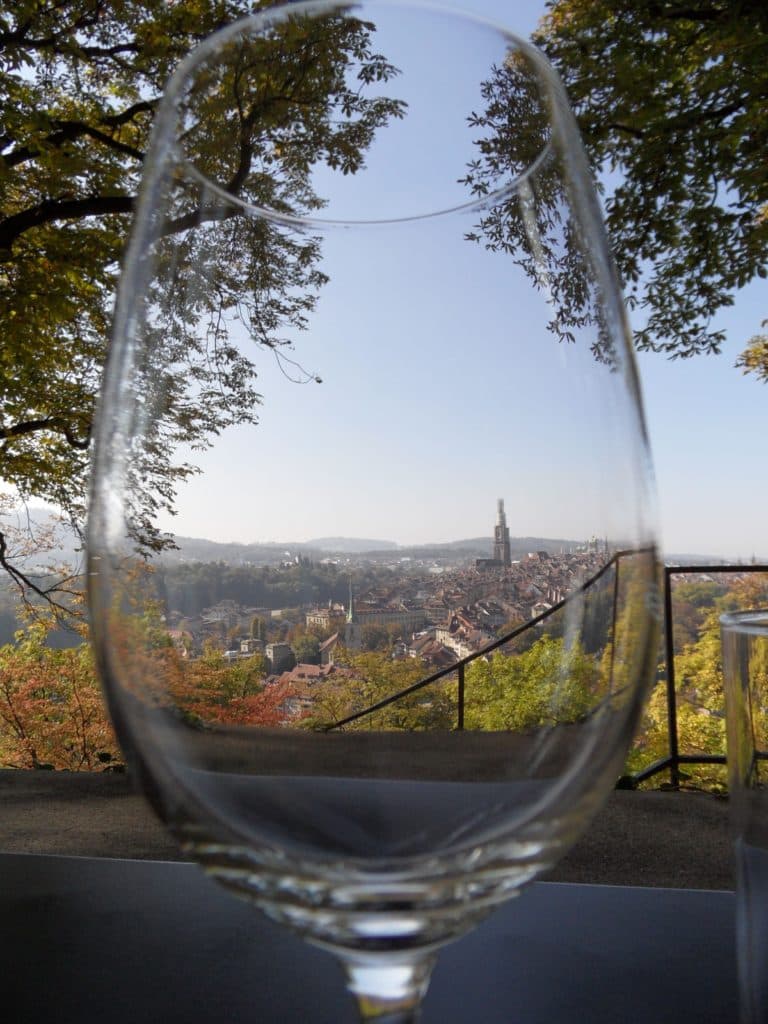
156,0 -> 765,561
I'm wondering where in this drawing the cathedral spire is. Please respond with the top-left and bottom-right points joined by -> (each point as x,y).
493,498 -> 511,567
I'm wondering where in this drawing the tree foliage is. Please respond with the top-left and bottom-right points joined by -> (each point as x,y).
630,608 -> 727,789
299,651 -> 457,731
628,570 -> 768,790
0,616 -> 296,770
465,0 -> 767,369
0,622 -> 118,768
291,634 -> 321,665
463,636 -> 597,731
736,321 -> 768,383
174,644 -> 291,727
0,0 -> 403,605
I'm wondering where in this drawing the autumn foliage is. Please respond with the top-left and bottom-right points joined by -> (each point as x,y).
0,624 -> 117,770
0,622 -> 297,770
172,645 -> 297,728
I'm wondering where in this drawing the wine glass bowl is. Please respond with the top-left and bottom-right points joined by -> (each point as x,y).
88,2 -> 660,1018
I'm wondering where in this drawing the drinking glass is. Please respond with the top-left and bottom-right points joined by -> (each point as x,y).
87,2 -> 660,1019
722,610 -> 768,1024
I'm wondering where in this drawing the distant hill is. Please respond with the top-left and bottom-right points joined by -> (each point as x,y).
160,533 -> 587,563
161,537 -> 315,564
400,536 -> 580,558
432,536 -> 579,556
415,537 -> 490,552
3,509 -> 757,569
664,553 -> 766,566
306,537 -> 398,553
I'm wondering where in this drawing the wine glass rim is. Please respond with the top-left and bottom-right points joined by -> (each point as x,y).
158,0 -> 559,228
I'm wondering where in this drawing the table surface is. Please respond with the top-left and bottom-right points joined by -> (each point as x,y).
0,852 -> 737,1023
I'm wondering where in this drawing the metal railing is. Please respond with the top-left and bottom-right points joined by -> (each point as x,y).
625,563 -> 768,789
324,557 -> 768,790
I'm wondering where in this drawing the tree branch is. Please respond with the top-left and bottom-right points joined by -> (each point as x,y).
0,527 -> 84,626
0,1 -> 134,58
101,99 -> 156,128
605,121 -> 645,140
0,531 -> 56,604
645,3 -> 731,24
1,417 -> 90,451
4,120 -> 146,169
74,42 -> 141,59
0,195 -> 134,252
4,101 -> 154,170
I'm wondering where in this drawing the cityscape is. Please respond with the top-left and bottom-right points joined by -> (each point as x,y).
162,499 -> 612,710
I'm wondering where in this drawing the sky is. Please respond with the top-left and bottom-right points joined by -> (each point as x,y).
145,1 -> 765,562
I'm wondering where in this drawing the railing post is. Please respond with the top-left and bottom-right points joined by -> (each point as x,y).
609,558 -> 620,691
457,662 -> 465,731
663,567 -> 680,789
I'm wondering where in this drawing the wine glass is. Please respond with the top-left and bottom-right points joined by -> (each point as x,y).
87,2 -> 660,1020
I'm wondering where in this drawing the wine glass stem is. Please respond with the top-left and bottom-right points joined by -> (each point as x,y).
341,952 -> 437,1022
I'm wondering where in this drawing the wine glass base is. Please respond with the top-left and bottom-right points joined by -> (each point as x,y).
180,827 -> 540,954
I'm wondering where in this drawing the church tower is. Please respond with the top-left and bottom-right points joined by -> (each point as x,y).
493,498 -> 511,567
345,576 -> 361,649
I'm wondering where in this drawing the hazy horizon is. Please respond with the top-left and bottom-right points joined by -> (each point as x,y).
0,504 -> 762,566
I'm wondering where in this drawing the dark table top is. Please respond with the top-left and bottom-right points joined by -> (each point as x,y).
0,852 -> 736,1023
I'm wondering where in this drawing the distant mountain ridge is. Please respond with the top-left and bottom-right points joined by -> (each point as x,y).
306,537 -> 397,552
163,533 -> 584,562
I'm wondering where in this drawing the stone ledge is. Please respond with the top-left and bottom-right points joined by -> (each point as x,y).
0,769 -> 733,890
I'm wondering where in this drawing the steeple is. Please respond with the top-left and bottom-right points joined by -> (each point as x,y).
493,498 -> 511,567
345,576 -> 360,649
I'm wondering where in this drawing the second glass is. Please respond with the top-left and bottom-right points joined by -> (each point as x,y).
723,610 -> 768,1024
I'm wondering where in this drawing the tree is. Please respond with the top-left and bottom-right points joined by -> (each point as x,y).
463,0 -> 767,369
250,615 -> 267,641
292,634 -> 321,665
305,651 -> 456,731
718,570 -> 768,612
360,624 -> 389,652
175,646 -> 291,726
0,622 -> 118,769
626,570 -> 768,789
671,580 -> 725,651
736,321 -> 768,382
463,636 -> 596,732
629,608 -> 726,790
1,0 -> 404,609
